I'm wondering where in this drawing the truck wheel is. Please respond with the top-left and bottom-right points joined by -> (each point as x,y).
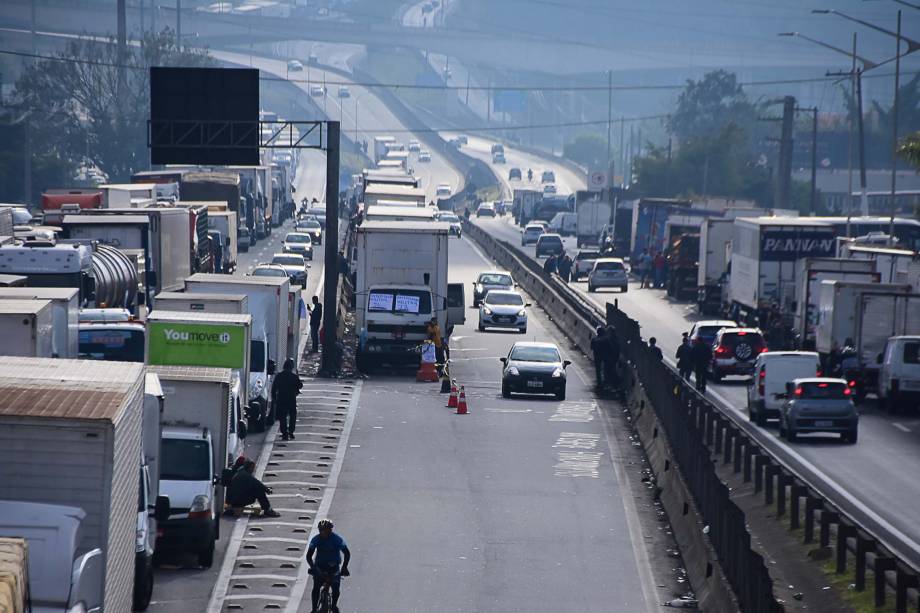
133,556 -> 154,610
198,541 -> 215,568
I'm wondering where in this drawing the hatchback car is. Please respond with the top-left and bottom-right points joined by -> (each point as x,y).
688,320 -> 737,347
282,232 -> 314,260
418,150 -> 432,163
436,183 -> 452,197
587,258 -> 628,292
238,227 -> 251,252
435,211 -> 462,236
779,378 -> 858,443
310,85 -> 325,97
287,60 -> 303,72
572,249 -> 600,281
472,271 -> 514,307
271,253 -> 308,288
294,219 -> 323,245
747,351 -> 821,426
521,224 -> 545,246
541,170 -> 555,183
709,328 -> 767,381
492,152 -> 506,164
535,233 -> 564,258
476,202 -> 496,217
500,342 -> 570,400
250,264 -> 288,279
509,167 -> 522,181
479,290 -> 528,333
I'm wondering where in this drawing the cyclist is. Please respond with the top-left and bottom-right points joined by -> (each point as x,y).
307,519 -> 351,613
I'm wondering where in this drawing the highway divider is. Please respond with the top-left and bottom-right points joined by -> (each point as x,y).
464,219 -> 920,612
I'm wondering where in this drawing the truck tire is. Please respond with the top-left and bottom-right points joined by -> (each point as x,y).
198,540 -> 215,568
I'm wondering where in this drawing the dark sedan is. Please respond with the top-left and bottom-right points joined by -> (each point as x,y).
500,342 -> 570,400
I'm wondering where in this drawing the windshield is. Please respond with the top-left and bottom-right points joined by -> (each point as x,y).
478,274 -> 512,286
525,226 -> 543,233
298,221 -> 321,229
486,293 -> 524,306
161,438 -> 211,481
285,234 -> 311,243
577,251 -> 600,260
272,256 -> 303,267
595,261 -> 624,271
540,236 -> 562,245
78,328 -> 145,362
440,214 -> 459,222
367,289 -> 432,314
799,382 -> 849,399
510,345 -> 561,363
250,340 -> 266,371
253,267 -> 286,277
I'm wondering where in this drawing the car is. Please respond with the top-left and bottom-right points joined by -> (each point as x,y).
708,327 -> 767,381
338,86 -> 350,98
541,170 -> 555,183
491,143 -> 504,155
287,60 -> 303,72
310,206 -> 327,229
250,264 -> 288,278
435,211 -> 462,236
436,183 -> 452,198
509,167 -> 522,180
479,290 -> 529,333
778,378 -> 858,443
747,351 -> 821,426
472,270 -> 514,307
282,232 -> 314,259
877,335 -> 920,413
587,258 -> 628,292
521,223 -> 544,246
408,140 -> 420,152
531,220 -> 550,230
237,227 -> 251,253
688,320 -> 738,347
542,183 -> 557,195
295,219 -> 323,245
418,150 -> 432,163
535,233 -> 564,258
500,342 -> 570,399
476,202 -> 496,218
271,252 -> 308,288
492,152 -> 506,164
310,85 -> 325,97
571,249 -> 600,281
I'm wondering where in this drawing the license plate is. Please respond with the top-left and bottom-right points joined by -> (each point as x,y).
526,380 -> 543,388
815,420 -> 834,428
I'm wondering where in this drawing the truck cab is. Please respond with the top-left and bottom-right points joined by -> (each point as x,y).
358,284 -> 434,369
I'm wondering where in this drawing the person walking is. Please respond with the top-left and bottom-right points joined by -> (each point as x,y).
557,253 -> 572,282
691,338 -> 712,393
227,460 -> 280,517
638,249 -> 652,289
648,337 -> 663,361
271,358 -> 303,441
543,253 -> 558,275
676,332 -> 693,380
590,326 -> 608,389
604,325 -> 621,389
309,296 -> 323,353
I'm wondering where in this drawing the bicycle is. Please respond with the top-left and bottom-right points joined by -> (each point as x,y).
310,568 -> 346,613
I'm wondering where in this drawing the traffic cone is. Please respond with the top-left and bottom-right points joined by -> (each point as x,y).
416,360 -> 439,382
447,382 -> 458,408
456,386 -> 468,415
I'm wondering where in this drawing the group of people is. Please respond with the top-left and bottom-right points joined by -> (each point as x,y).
632,248 -> 667,290
543,252 -> 574,282
675,332 -> 714,392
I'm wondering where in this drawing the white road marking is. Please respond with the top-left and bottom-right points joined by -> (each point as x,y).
893,422 -> 911,433
549,400 -> 596,422
554,450 -> 603,478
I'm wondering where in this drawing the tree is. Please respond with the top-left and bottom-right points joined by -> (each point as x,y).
667,70 -> 759,146
7,28 -> 211,189
563,132 -> 607,169
899,131 -> 920,169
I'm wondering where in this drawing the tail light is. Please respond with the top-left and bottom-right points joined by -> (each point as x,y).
844,387 -> 852,396
816,368 -> 823,376
758,369 -> 765,395
848,380 -> 857,388
714,345 -> 730,357
759,345 -> 769,354
794,386 -> 803,397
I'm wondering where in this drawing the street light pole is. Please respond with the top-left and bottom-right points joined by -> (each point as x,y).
889,10 -> 902,243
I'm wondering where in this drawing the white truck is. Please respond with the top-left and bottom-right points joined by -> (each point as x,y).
729,217 -> 836,323
0,357 -> 146,613
153,291 -> 248,315
99,183 -> 157,208
354,221 -> 464,370
838,242 -> 918,285
0,287 -> 80,358
363,183 -> 426,208
374,136 -> 397,164
184,274 -> 290,428
150,365 -> 242,568
697,218 -> 734,315
793,258 -> 879,349
576,199 -> 612,247
0,299 -> 55,357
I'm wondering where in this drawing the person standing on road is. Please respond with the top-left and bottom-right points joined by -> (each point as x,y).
543,253 -> 558,275
604,325 -> 621,389
227,460 -> 280,518
271,358 -> 303,441
691,338 -> 712,393
307,519 -> 351,613
653,251 -> 666,289
676,332 -> 693,380
648,337 -> 663,361
590,326 -> 608,389
638,249 -> 652,289
309,296 -> 323,353
558,253 -> 572,282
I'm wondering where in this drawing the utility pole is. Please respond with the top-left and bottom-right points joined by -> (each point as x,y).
776,96 -> 795,210
320,121 -> 340,376
888,10 -> 902,244
25,0 -> 36,206
810,107 -> 818,216
618,117 -> 624,186
176,0 -> 182,49
117,0 -> 127,98
665,135 -> 673,195
606,70 -> 612,178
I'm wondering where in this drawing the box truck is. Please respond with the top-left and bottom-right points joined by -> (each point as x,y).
0,287 -> 79,358
0,299 -> 55,357
206,209 -> 238,273
697,218 -> 734,315
793,258 -> 879,348
153,291 -> 248,315
576,199 -> 611,247
0,357 -> 146,613
180,172 -> 250,238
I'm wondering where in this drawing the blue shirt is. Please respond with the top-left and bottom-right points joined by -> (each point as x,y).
310,532 -> 347,568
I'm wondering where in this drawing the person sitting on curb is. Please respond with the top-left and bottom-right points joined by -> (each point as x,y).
226,460 -> 280,518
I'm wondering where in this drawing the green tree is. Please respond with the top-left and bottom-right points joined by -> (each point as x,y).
667,70 -> 759,146
563,132 -> 607,169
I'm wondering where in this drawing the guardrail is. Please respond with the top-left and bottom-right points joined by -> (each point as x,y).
463,219 -> 920,612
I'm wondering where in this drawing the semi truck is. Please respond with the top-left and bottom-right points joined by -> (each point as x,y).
0,357 -> 147,612
0,287 -> 80,358
354,221 -> 464,370
363,183 -> 426,208
793,258 -> 879,348
0,299 -> 55,357
697,218 -> 734,315
665,233 -> 699,300
374,136 -> 397,164
40,189 -> 103,225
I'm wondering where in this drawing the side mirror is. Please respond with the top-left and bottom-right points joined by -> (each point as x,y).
499,357 -> 507,364
153,495 -> 170,523
267,359 -> 277,375
563,360 -> 572,367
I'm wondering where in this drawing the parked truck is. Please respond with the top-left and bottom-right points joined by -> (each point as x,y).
154,291 -> 248,315
374,136 -> 397,164
354,221 -> 464,370
0,207 -> 13,238
149,365 -> 242,568
0,287 -> 80,358
0,357 -> 147,612
576,199 -> 612,247
206,209 -> 238,273
697,218 -> 734,315
180,172 -> 250,239
40,188 -> 102,225
665,233 -> 699,300
0,299 -> 55,357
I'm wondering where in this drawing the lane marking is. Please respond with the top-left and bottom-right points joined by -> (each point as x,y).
893,422 -> 911,433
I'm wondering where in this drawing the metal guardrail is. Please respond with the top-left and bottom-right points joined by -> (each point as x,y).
464,219 -> 920,612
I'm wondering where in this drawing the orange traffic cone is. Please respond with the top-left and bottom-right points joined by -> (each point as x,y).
447,382 -> 458,408
417,360 -> 439,382
456,386 -> 468,415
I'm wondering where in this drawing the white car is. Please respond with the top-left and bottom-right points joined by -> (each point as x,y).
310,85 -> 325,97
476,202 -> 496,217
338,86 -> 350,98
271,252 -> 308,288
478,290 -> 529,334
436,183 -> 452,197
418,150 -> 432,162
587,258 -> 628,293
287,60 -> 303,72
747,351 -> 821,426
521,224 -> 544,246
543,183 -> 557,194
282,232 -> 314,260
435,211 -> 462,236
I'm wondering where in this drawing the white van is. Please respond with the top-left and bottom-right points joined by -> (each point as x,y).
877,335 -> 920,413
747,351 -> 820,426
549,212 -> 577,236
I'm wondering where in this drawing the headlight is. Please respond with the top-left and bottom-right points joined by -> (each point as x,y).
507,366 -> 519,376
552,368 -> 565,378
188,494 -> 212,519
482,307 -> 492,315
517,310 -> 526,317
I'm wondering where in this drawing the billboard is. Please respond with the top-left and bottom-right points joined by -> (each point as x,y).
760,228 -> 836,262
147,321 -> 246,369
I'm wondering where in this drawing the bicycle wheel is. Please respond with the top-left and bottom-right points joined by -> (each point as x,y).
318,587 -> 330,613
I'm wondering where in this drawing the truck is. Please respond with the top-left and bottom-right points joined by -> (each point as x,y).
206,209 -> 238,273
40,188 -> 102,225
184,274 -> 290,428
0,287 -> 79,358
136,373 -> 166,610
697,218 -> 734,315
168,202 -> 212,274
630,198 -> 707,258
180,172 -> 250,240
354,221 -> 465,370
154,291 -> 248,315
0,299 -> 55,357
99,183 -> 157,208
0,207 -> 13,237
288,286 -> 304,362
729,217 -> 837,324
576,198 -> 612,246
793,258 -> 879,349
374,136 -> 397,164
363,183 -> 426,208
838,242 -> 918,285
665,233 -> 699,300
0,357 -> 146,612
149,365 -> 242,568
227,166 -> 273,238
513,188 -> 542,226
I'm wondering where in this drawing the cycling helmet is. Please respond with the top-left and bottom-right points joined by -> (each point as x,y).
317,519 -> 334,531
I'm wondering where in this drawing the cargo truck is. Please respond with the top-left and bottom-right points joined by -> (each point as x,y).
0,287 -> 79,358
154,291 -> 248,315
697,218 -> 734,315
136,373 -> 167,610
0,357 -> 147,612
40,188 -> 102,225
0,299 -> 55,357
149,365 -> 242,568
576,199 -> 611,247
206,209 -> 238,273
374,136 -> 397,164
354,221 -> 464,370
184,274 -> 289,428
665,233 -> 699,300
0,207 -> 12,237
180,172 -> 250,239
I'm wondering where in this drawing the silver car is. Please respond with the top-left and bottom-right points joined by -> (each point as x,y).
587,258 -> 628,293
779,378 -> 858,443
478,290 -> 529,333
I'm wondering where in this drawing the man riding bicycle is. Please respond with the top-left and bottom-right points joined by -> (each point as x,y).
307,519 -> 351,613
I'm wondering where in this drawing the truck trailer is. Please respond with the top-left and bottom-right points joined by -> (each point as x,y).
0,299 -> 55,357
793,258 -> 879,348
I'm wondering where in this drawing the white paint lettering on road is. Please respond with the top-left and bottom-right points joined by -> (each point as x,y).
553,431 -> 601,450
554,451 -> 603,478
549,400 -> 596,423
